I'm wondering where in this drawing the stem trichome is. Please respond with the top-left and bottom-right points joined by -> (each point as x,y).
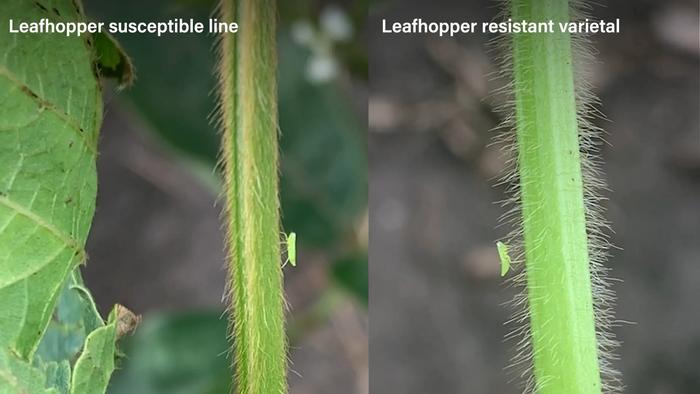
216,1 -> 287,393
499,0 -> 620,392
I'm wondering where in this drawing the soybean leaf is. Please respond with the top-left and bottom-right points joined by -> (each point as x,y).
0,349 -> 48,394
69,306 -> 120,394
92,32 -> 135,88
0,281 -> 27,348
0,0 -> 101,360
35,270 -> 104,364
1,2 -> 131,392
42,360 -> 71,394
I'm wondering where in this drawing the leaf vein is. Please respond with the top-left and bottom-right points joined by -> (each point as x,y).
0,194 -> 84,259
0,67 -> 97,155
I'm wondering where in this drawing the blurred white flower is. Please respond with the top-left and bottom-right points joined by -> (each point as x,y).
320,5 -> 353,42
290,5 -> 355,84
307,53 -> 339,83
290,21 -> 315,46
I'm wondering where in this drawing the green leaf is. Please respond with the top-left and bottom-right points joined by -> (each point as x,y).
0,0 -> 102,360
0,1 -> 129,392
107,312 -> 231,394
93,32 -> 135,88
0,281 -> 27,348
35,270 -> 104,364
331,254 -> 368,305
42,361 -> 71,394
0,349 -> 49,394
70,307 -> 119,394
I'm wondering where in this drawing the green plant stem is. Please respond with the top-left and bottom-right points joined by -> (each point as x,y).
510,0 -> 601,392
217,1 -> 287,393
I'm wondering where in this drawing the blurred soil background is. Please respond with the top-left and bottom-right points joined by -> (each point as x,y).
79,1 -> 369,393
369,0 -> 699,393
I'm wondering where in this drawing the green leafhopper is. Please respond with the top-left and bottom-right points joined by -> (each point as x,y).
283,232 -> 297,268
496,241 -> 511,277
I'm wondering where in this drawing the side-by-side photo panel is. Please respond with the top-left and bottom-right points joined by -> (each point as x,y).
369,0 -> 699,393
0,1 -> 367,393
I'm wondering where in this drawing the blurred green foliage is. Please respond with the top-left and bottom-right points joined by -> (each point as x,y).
332,253 -> 369,305
107,312 -> 231,394
277,37 -> 366,245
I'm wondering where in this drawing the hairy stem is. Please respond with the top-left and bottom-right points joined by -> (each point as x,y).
217,1 -> 287,393
510,0 -> 601,392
